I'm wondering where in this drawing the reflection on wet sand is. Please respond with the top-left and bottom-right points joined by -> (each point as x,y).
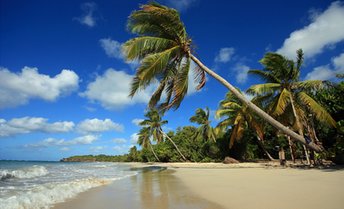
53,167 -> 223,209
132,167 -> 223,209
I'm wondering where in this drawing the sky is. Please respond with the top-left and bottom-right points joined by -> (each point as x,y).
0,0 -> 343,161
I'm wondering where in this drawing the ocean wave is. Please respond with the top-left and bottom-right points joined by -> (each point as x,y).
0,175 -> 133,209
0,165 -> 48,180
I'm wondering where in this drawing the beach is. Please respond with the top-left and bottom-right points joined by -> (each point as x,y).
53,163 -> 344,209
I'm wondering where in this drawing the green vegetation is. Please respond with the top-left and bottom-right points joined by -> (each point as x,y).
63,3 -> 343,164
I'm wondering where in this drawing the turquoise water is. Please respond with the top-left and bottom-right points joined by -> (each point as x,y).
0,160 -> 137,209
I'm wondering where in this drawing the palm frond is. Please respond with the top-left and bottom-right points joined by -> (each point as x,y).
248,70 -> 280,83
297,92 -> 336,127
294,80 -> 324,91
170,58 -> 190,109
122,36 -> 176,61
273,88 -> 291,116
247,83 -> 281,95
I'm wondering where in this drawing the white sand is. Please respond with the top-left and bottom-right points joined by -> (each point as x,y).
173,167 -> 344,209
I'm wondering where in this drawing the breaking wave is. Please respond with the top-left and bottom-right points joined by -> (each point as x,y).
0,166 -> 48,180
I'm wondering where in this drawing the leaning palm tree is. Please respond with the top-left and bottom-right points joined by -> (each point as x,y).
247,49 -> 336,160
122,2 -> 322,152
137,126 -> 160,161
140,108 -> 187,161
189,107 -> 216,142
216,91 -> 274,161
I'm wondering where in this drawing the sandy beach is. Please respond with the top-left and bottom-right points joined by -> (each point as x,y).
53,163 -> 344,209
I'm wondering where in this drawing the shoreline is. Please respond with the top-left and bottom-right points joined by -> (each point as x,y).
53,162 -> 344,209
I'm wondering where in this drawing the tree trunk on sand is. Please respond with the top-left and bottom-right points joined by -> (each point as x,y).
256,136 -> 275,161
289,95 -> 310,165
160,130 -> 187,161
189,54 -> 323,153
149,143 -> 160,162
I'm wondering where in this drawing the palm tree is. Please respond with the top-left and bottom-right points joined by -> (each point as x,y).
140,108 -> 187,161
216,91 -> 274,161
122,2 -> 322,152
137,127 -> 160,161
189,107 -> 216,142
247,49 -> 336,160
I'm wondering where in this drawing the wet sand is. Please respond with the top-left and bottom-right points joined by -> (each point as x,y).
53,163 -> 344,209
53,167 -> 223,209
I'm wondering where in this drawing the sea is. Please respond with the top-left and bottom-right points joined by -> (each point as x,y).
0,160 -> 138,209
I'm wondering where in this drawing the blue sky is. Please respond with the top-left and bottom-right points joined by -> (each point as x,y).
1,0 -> 343,161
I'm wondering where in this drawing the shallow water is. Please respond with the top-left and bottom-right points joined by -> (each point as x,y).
0,161 -> 137,209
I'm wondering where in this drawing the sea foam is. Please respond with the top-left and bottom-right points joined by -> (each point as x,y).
0,165 -> 48,180
0,177 -> 112,209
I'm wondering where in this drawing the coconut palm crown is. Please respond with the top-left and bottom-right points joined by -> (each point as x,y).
247,49 -> 336,131
123,2 -> 205,110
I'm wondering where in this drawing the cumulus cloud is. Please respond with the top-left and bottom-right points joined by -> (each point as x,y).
215,47 -> 235,63
305,53 -> 344,80
75,2 -> 98,27
165,0 -> 197,12
113,145 -> 132,154
0,117 -> 74,137
132,118 -> 144,126
113,138 -> 127,144
81,69 -> 156,110
233,64 -> 250,84
130,133 -> 139,144
277,1 -> 344,59
90,146 -> 105,152
77,118 -> 124,133
26,135 -> 98,148
99,38 -> 123,59
0,67 -> 79,109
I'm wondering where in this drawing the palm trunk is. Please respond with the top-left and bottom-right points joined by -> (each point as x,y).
189,54 -> 323,153
160,130 -> 187,161
149,142 -> 160,162
256,136 -> 275,161
289,95 -> 310,165
287,135 -> 296,163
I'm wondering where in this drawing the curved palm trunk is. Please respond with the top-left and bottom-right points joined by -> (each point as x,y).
189,54 -> 323,153
149,142 -> 160,162
289,95 -> 310,165
256,136 -> 275,161
160,130 -> 187,161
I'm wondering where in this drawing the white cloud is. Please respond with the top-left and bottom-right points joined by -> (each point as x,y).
81,69 -> 156,110
277,1 -> 344,59
113,138 -> 127,144
305,53 -> 344,80
99,38 -> 122,59
90,146 -> 105,152
130,133 -> 139,144
187,61 -> 204,95
0,117 -> 74,137
113,145 -> 132,154
26,135 -> 98,148
215,47 -> 235,63
77,118 -> 124,133
75,2 -> 97,27
0,67 -> 79,109
233,64 -> 250,84
60,147 -> 70,152
131,118 -> 144,126
166,0 -> 197,12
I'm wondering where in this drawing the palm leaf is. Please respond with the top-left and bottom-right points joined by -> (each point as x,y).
273,88 -> 291,116
122,36 -> 176,61
247,83 -> 281,95
297,92 -> 336,127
